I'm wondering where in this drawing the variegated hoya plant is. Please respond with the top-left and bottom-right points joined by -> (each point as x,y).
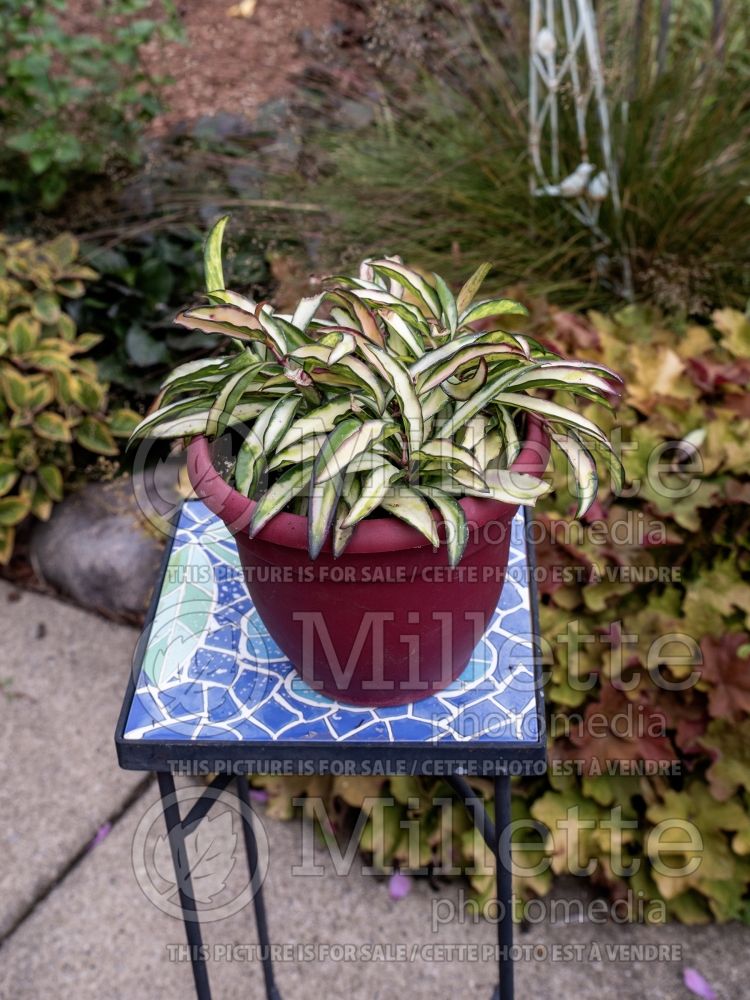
132,218 -> 623,565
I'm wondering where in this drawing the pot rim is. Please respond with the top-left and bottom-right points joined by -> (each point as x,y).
186,415 -> 550,555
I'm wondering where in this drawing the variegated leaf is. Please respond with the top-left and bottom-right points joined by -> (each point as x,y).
455,262 -> 492,315
250,463 -> 314,536
420,487 -> 468,566
379,487 -> 438,547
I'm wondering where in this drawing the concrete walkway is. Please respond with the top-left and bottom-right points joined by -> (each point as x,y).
0,580 -> 746,999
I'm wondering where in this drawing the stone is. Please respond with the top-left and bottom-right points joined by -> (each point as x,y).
29,476 -> 167,620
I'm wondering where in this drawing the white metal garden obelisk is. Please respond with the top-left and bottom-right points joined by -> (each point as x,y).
528,0 -> 633,298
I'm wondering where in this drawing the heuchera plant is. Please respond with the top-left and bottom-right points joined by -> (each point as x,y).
133,218 -> 623,563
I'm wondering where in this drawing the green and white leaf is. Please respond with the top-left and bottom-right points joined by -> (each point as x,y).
379,487 -> 439,547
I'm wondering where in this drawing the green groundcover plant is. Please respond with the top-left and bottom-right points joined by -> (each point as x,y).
133,218 -> 623,560
0,0 -> 178,212
251,302 -> 750,924
0,231 -> 141,561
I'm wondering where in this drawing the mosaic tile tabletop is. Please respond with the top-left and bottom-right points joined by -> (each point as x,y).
122,501 -> 542,748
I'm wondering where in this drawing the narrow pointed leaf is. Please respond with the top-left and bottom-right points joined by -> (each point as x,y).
419,344 -> 523,392
420,488 -> 468,566
268,433 -> 328,470
368,260 -> 442,318
250,463 -> 313,536
358,342 -> 422,457
276,397 -> 352,452
433,272 -> 458,334
380,487 -> 438,546
206,365 -> 263,437
459,298 -> 528,326
495,405 -> 520,464
341,460 -> 401,527
456,262 -> 492,315
291,293 -> 324,331
416,439 -> 483,475
493,392 -> 609,444
380,308 -> 426,358
550,430 -> 599,517
317,419 -> 392,483
204,216 -> 229,298
307,418 -> 363,557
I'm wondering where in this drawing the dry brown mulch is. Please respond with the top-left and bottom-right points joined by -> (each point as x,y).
143,0 -> 349,130
62,0 -> 350,129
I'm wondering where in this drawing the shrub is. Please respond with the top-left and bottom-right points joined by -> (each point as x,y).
0,0 -> 178,212
0,231 -> 141,561
252,302 -> 750,923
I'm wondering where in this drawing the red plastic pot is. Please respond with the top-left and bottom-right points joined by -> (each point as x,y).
187,418 -> 549,707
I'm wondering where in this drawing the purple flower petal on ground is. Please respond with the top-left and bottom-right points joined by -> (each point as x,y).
388,872 -> 412,900
88,822 -> 111,850
249,788 -> 269,803
683,968 -> 717,1000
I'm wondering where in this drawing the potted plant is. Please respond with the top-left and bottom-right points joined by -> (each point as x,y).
132,218 -> 622,706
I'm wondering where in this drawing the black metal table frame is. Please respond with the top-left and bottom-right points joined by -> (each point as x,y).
115,507 -> 547,1000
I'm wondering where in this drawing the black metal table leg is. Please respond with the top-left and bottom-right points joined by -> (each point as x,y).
235,776 -> 282,1000
493,774 -> 513,1000
157,771 -> 212,1000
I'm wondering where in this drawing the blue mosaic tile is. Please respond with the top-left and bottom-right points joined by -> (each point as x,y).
124,500 -> 540,746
